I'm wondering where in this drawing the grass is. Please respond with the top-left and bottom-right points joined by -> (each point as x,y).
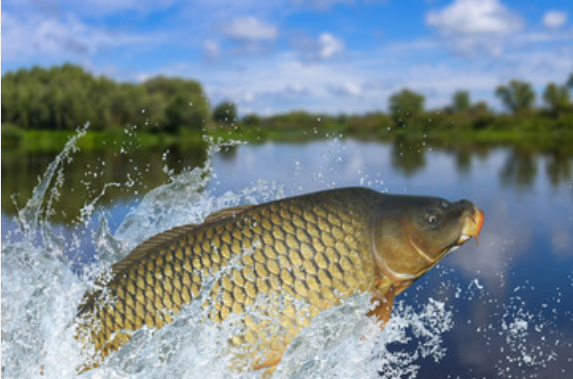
2,129 -> 196,152
3,121 -> 573,154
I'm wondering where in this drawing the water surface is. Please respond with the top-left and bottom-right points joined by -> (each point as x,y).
2,135 -> 572,378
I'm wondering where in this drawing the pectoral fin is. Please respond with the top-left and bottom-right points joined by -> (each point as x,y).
251,348 -> 286,378
367,284 -> 396,328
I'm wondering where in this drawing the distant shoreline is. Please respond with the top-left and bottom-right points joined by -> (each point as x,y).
3,123 -> 572,155
3,64 -> 572,154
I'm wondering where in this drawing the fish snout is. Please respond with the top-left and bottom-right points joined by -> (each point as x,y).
456,203 -> 484,245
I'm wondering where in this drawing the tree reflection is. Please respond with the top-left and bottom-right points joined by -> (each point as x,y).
500,149 -> 538,189
1,144 -> 208,224
454,148 -> 472,174
390,138 -> 426,176
545,152 -> 572,187
4,140 -> 573,227
218,144 -> 239,161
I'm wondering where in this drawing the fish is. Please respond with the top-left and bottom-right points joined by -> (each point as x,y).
76,187 -> 484,373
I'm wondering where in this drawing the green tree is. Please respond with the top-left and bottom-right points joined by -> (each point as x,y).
2,65 -> 105,130
213,101 -> 238,124
452,90 -> 471,113
265,111 -> 323,129
144,76 -> 210,132
242,114 -> 261,126
388,89 -> 425,124
1,65 -> 211,133
346,112 -> 392,134
165,92 -> 196,132
567,72 -> 573,89
495,80 -> 536,114
543,82 -> 571,116
469,101 -> 494,129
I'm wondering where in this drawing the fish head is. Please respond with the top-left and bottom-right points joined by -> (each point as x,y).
371,195 -> 484,284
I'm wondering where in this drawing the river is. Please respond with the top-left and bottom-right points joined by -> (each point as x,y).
2,130 -> 572,378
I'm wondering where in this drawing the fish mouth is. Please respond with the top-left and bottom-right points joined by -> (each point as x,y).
456,206 -> 485,245
442,206 -> 484,258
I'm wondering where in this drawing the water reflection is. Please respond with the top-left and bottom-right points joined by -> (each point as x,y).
390,138 -> 426,176
3,140 -> 573,224
217,144 -> 239,161
454,149 -> 472,174
1,144 -> 207,223
500,149 -> 538,189
546,151 -> 572,187
2,137 -> 572,377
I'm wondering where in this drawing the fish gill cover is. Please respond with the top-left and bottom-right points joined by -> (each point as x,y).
1,125 -> 570,378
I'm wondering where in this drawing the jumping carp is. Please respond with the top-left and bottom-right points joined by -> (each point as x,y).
76,187 -> 484,372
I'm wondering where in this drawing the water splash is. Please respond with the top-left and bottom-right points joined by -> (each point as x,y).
3,128 -> 567,378
274,297 -> 453,379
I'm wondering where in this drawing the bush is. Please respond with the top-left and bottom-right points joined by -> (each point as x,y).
1,123 -> 24,147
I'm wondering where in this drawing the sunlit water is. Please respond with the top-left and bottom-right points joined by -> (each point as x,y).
2,127 -> 573,378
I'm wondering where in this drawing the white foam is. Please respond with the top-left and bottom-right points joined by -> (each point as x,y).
5,128 -> 565,378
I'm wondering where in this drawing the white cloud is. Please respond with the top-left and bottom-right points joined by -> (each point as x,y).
330,82 -> 362,96
426,0 -> 523,56
203,40 -> 220,60
150,27 -> 572,115
1,10 -> 157,61
426,0 -> 522,35
4,0 -> 571,116
318,33 -> 344,59
290,32 -> 345,62
543,11 -> 568,30
223,17 -> 278,42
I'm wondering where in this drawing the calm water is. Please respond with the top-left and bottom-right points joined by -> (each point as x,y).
2,135 -> 573,378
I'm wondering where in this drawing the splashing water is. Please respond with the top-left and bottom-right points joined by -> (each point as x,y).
2,127 -> 569,378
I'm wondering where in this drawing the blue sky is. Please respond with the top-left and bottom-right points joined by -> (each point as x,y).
2,0 -> 572,115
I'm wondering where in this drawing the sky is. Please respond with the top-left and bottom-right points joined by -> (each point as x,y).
2,0 -> 572,116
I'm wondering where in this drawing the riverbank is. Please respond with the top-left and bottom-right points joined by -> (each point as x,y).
3,121 -> 573,155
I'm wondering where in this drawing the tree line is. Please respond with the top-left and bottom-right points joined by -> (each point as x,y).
1,64 -> 210,132
2,64 -> 572,140
348,75 -> 573,135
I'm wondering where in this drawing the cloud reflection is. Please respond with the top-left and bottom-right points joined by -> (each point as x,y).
448,196 -> 530,292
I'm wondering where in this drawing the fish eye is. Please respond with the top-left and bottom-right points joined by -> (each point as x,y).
426,209 -> 440,224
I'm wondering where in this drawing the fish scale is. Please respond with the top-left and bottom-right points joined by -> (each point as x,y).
77,188 -> 383,371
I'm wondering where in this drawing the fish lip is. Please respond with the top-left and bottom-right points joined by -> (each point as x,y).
457,206 -> 484,245
455,234 -> 471,245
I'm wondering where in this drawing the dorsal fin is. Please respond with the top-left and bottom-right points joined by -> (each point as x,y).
109,223 -> 200,275
105,205 -> 254,277
114,205 -> 254,273
203,205 -> 255,224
